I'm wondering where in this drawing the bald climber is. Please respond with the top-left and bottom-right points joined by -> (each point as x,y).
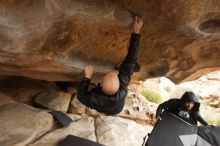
77,16 -> 143,115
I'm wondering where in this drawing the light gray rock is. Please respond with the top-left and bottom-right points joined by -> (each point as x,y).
29,115 -> 95,146
95,115 -> 153,146
0,103 -> 54,146
35,91 -> 71,113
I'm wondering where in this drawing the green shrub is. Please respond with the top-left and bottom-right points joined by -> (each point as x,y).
139,88 -> 163,104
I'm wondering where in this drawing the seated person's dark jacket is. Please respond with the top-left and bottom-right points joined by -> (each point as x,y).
77,33 -> 140,115
156,92 -> 208,126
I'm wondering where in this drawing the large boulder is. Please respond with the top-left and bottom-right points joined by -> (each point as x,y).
28,115 -> 95,146
95,115 -> 153,146
0,0 -> 219,83
0,103 -> 54,146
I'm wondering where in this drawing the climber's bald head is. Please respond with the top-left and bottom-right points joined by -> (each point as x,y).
101,71 -> 120,95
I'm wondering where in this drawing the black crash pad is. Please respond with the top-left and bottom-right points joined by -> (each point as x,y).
49,111 -> 73,127
59,135 -> 105,146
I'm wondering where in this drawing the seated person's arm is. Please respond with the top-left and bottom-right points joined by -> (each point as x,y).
156,102 -> 167,119
77,66 -> 93,106
195,111 -> 208,126
118,16 -> 143,92
156,99 -> 175,119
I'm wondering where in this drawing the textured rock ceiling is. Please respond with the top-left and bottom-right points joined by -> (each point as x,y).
0,0 -> 220,83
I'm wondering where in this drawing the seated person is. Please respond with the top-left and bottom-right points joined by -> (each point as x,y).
156,91 -> 208,126
77,16 -> 143,115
